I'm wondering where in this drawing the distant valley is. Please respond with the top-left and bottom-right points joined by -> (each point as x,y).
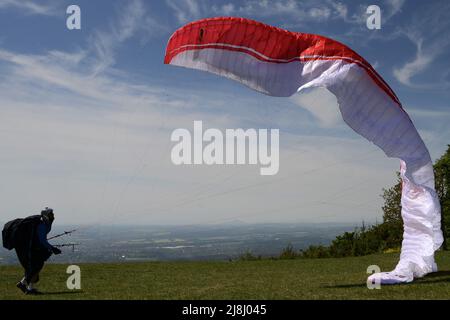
0,223 -> 356,265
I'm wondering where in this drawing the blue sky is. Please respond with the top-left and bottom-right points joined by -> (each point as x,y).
0,0 -> 449,226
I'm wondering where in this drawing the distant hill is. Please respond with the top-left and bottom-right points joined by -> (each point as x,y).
1,251 -> 449,300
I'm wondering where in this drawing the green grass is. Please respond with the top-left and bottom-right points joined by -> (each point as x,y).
1,251 -> 450,300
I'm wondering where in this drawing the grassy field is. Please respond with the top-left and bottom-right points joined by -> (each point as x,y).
1,251 -> 449,300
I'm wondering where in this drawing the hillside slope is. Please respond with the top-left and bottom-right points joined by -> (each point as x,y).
1,252 -> 449,299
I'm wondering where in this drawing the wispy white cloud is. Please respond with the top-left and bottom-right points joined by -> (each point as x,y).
393,36 -> 434,87
207,0 -> 404,27
409,107 -> 450,119
327,1 -> 348,20
165,0 -> 355,26
1,0 -> 169,77
166,0 -> 202,24
0,0 -> 59,16
89,0 -> 169,75
212,0 -> 340,22
392,2 -> 450,88
385,0 -> 405,19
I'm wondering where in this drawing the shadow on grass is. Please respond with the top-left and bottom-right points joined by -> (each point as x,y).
414,271 -> 450,284
42,290 -> 83,295
418,271 -> 450,278
323,283 -> 367,289
323,270 -> 450,289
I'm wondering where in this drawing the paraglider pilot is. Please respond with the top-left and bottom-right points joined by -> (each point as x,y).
7,207 -> 62,295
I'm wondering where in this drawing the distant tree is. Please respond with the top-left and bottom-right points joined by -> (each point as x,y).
329,231 -> 355,257
238,250 -> 261,261
434,145 -> 450,250
381,174 -> 402,226
299,245 -> 331,259
378,174 -> 404,248
279,243 -> 300,259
